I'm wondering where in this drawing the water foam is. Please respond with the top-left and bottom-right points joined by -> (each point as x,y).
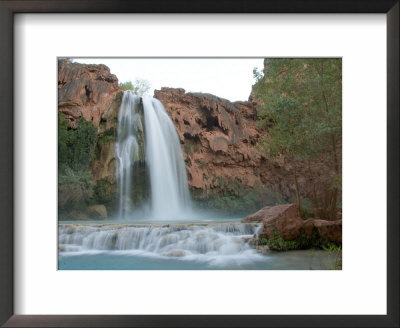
59,223 -> 264,267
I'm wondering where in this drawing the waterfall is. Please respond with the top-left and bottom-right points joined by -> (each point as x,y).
115,91 -> 191,220
142,96 -> 191,219
115,92 -> 144,219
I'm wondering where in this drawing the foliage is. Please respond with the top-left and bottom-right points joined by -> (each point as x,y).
91,178 -> 117,208
199,160 -> 207,168
253,58 -> 342,161
58,167 -> 94,210
184,140 -> 201,154
253,58 -> 342,218
58,112 -> 97,172
184,141 -> 192,153
327,244 -> 342,270
119,81 -> 134,91
259,229 -> 338,252
58,113 -> 97,212
97,128 -> 116,146
193,179 -> 285,215
253,59 -> 342,155
300,198 -> 315,218
119,79 -> 151,96
115,91 -> 123,102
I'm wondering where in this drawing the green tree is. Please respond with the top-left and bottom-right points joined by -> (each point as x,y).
119,81 -> 134,91
119,78 -> 151,96
58,113 -> 97,171
253,58 -> 341,219
58,113 -> 97,211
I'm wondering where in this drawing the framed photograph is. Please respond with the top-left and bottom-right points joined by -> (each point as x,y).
0,1 -> 398,327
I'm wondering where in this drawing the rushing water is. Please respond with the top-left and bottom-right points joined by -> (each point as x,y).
115,92 -> 191,220
142,96 -> 191,219
115,92 -> 144,218
58,222 -> 337,270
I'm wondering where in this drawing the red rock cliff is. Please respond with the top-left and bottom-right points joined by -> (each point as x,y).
58,60 -> 120,128
154,88 -> 313,201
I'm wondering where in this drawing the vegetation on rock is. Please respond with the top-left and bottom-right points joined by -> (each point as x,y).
58,112 -> 97,214
119,79 -> 151,96
259,229 -> 340,252
253,58 -> 342,220
192,179 -> 284,215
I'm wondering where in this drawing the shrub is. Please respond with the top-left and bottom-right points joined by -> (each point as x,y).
184,141 -> 192,153
193,179 -> 285,215
119,81 -> 134,91
58,113 -> 97,172
300,198 -> 315,218
92,178 -> 116,207
119,79 -> 151,96
199,160 -> 207,168
58,168 -> 94,210
259,229 -> 338,251
115,91 -> 123,103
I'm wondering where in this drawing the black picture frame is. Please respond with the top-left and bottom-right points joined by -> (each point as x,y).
0,1 -> 398,327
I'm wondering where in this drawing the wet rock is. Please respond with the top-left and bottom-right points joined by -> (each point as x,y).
255,245 -> 271,254
163,250 -> 186,257
86,204 -> 108,219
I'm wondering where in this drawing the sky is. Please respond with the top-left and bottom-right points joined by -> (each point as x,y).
72,58 -> 264,102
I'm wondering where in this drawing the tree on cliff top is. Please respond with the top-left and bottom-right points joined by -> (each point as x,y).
119,78 -> 151,96
253,58 -> 342,220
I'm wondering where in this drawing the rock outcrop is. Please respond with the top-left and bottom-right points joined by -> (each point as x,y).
302,218 -> 342,244
154,88 -> 327,202
155,88 -> 267,190
242,204 -> 342,243
86,204 -> 108,219
58,60 -> 120,128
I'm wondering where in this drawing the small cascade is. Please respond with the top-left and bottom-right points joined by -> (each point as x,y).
115,92 -> 145,218
59,223 -> 262,263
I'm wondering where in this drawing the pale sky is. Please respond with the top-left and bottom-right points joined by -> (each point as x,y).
72,58 -> 264,102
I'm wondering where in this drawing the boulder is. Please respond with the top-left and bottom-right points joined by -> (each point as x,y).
303,219 -> 342,244
86,204 -> 108,219
242,204 -> 342,244
243,204 -> 303,240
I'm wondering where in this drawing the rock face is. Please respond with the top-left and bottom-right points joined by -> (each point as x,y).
154,88 -> 324,202
242,204 -> 342,243
86,204 -> 108,219
58,60 -> 123,186
302,219 -> 342,244
58,60 -> 120,128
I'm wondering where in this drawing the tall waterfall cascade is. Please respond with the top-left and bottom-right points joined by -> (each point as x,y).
115,91 -> 191,220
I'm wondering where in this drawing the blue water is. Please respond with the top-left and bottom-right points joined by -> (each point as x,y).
59,249 -> 335,270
